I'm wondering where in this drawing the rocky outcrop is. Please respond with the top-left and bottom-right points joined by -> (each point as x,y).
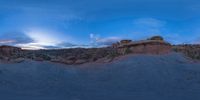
115,36 -> 171,55
117,40 -> 171,55
120,40 -> 132,44
0,46 -> 22,61
148,36 -> 164,41
0,45 -> 22,56
173,44 -> 200,60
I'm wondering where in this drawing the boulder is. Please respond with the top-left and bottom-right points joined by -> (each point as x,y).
120,40 -> 132,44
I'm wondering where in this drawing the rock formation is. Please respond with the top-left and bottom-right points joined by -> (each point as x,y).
148,36 -> 164,41
173,44 -> 200,60
0,45 -> 21,56
114,36 -> 171,55
0,45 -> 22,61
120,40 -> 132,44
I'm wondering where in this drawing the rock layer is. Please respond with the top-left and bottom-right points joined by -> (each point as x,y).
117,40 -> 171,55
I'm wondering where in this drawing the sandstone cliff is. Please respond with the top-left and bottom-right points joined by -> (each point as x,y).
112,36 -> 171,55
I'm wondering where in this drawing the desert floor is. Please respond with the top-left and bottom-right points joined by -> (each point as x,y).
0,53 -> 200,100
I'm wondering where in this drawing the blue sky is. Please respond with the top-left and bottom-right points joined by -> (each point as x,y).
0,0 -> 200,49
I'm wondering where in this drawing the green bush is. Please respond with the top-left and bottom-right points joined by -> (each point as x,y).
124,48 -> 132,54
108,50 -> 120,59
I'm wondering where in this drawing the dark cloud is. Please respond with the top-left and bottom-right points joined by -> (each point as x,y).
0,32 -> 33,46
41,42 -> 77,49
44,42 -> 93,49
95,37 -> 121,46
57,42 -> 76,47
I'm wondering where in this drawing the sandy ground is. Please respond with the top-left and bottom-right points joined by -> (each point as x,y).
0,53 -> 200,100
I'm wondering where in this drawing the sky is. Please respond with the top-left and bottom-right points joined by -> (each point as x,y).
0,0 -> 200,49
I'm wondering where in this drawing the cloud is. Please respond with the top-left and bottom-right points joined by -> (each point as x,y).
0,30 -> 78,49
132,18 -> 166,35
130,18 -> 168,40
14,28 -> 73,49
0,40 -> 16,44
0,32 -> 33,46
16,42 -> 93,50
133,18 -> 166,28
16,43 -> 46,50
15,43 -> 64,50
90,33 -> 121,47
95,37 -> 121,46
24,28 -> 63,45
1,29 -> 91,49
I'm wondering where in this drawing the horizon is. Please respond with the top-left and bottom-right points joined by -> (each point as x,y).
0,0 -> 200,49
0,36 -> 197,50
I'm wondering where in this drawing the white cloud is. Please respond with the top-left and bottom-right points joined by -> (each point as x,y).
23,28 -> 71,45
130,18 -> 168,40
133,18 -> 166,28
9,28 -> 74,49
25,29 -> 61,45
0,40 -> 16,44
16,43 -> 46,50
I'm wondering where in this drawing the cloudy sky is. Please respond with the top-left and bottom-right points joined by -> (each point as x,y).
0,0 -> 200,49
